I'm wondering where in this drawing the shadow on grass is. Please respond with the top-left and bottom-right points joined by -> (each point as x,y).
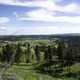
34,63 -> 80,80
14,63 -> 80,80
36,69 -> 80,80
62,72 -> 80,79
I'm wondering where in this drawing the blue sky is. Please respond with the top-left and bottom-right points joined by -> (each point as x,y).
0,0 -> 80,35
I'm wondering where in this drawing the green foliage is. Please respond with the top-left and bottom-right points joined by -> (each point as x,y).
34,45 -> 40,63
1,43 -> 15,63
14,43 -> 23,64
0,38 -> 80,80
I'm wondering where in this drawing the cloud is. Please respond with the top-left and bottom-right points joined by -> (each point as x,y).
0,0 -> 79,13
0,0 -> 80,35
63,3 -> 80,13
5,26 -> 80,35
0,17 -> 10,32
18,8 -> 80,23
0,0 -> 15,5
19,9 -> 54,21
10,0 -> 80,23
13,12 -> 19,18
0,26 -> 6,31
0,24 -> 80,35
0,17 -> 10,24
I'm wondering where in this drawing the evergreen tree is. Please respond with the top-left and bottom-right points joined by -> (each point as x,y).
25,43 -> 31,63
44,46 -> 53,63
57,42 -> 64,61
47,46 -> 53,63
64,48 -> 74,73
44,47 -> 49,63
44,46 -> 53,71
1,43 -> 15,66
35,45 -> 40,63
56,41 -> 65,72
14,43 -> 22,64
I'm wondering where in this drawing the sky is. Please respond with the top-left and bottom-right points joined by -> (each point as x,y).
0,0 -> 80,35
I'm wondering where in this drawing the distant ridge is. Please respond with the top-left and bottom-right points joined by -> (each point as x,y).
0,33 -> 80,41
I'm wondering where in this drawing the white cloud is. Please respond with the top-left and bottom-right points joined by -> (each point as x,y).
54,16 -> 80,23
0,26 -> 6,31
18,8 -> 80,23
0,0 -> 15,5
6,26 -> 80,35
0,17 -> 10,33
20,9 -> 54,21
0,24 -> 80,35
0,17 -> 10,24
63,3 -> 80,13
0,0 -> 80,35
0,26 -> 7,35
0,0 -> 79,13
9,0 -> 80,24
13,12 -> 19,18
65,3 -> 77,12
25,1 -> 80,13
53,0 -> 63,3
19,16 -> 80,23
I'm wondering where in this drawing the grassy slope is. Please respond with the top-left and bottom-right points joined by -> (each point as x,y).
1,63 -> 78,80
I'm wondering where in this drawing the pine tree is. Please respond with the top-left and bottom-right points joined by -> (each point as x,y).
57,41 -> 64,62
56,41 -> 65,72
44,47 -> 48,63
2,44 -> 14,63
47,46 -> 53,63
25,43 -> 31,63
35,45 -> 40,63
14,43 -> 22,64
64,48 -> 74,73
44,46 -> 53,71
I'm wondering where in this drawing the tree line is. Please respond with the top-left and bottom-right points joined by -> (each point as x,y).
0,40 -> 80,74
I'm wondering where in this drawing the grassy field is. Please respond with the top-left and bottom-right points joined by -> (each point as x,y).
0,63 -> 79,80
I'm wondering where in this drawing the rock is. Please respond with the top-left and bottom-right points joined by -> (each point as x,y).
0,75 -> 3,80
1,74 -> 17,80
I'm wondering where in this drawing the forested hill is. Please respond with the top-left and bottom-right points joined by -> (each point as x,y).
0,33 -> 80,48
0,33 -> 80,41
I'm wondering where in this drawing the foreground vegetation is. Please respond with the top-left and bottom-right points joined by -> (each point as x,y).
0,63 -> 79,80
0,37 -> 80,80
